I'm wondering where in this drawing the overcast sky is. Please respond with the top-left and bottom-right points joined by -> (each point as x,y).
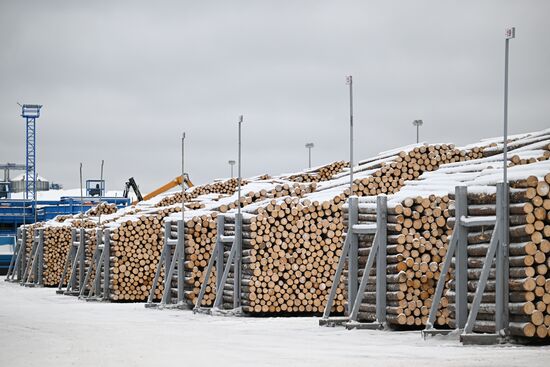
1,1 -> 549,193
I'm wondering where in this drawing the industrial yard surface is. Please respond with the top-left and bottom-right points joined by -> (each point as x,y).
1,278 -> 548,367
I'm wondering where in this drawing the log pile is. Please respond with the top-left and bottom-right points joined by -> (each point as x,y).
107,206 -> 183,301
287,161 -> 349,183
349,195 -> 452,327
222,194 -> 348,314
86,202 -> 118,216
178,213 -> 219,307
353,145 -> 483,196
42,226 -> 73,286
156,178 -> 249,207
216,182 -> 316,213
446,174 -> 550,339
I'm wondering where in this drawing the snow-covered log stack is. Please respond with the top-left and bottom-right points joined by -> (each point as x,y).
156,178 -> 250,207
286,161 -> 349,183
348,195 -> 453,327
105,206 -> 182,301
227,194 -> 348,314
86,202 -> 118,216
446,174 -> 550,339
352,145 -> 483,196
180,212 -> 219,307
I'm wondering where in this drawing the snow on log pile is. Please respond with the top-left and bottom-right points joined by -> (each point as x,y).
346,194 -> 453,327
443,170 -> 550,340
211,143 -> 486,315
168,180 -> 319,308
344,129 -> 550,331
284,161 -> 349,183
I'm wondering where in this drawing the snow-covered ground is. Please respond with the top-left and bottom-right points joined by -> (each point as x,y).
0,278 -> 549,367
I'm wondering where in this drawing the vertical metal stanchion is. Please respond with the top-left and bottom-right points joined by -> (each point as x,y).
179,133 -> 186,304
376,195 -> 387,324
495,182 -> 509,335
234,115 -> 243,309
347,196 -> 358,313
454,186 -> 468,328
79,228 -> 85,290
216,216 -> 225,289
103,229 -> 110,300
177,220 -> 185,304
162,221 -> 172,302
37,228 -> 44,286
346,76 -> 354,194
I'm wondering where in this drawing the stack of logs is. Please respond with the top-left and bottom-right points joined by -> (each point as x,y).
207,145 -> 484,315
156,178 -> 249,207
217,182 -> 316,213
108,206 -> 183,301
447,174 -> 550,339
348,195 -> 452,327
353,145 -> 483,196
179,213 -> 218,307
287,161 -> 349,183
42,226 -> 73,286
223,195 -> 348,313
86,202 -> 118,216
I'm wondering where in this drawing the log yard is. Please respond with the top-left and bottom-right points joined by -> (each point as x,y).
1,1 -> 550,366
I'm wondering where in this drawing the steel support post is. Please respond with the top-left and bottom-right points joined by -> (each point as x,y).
162,221 -> 172,304
37,229 -> 44,286
347,196 -> 358,313
495,182 -> 509,335
375,195 -> 387,324
177,220 -> 185,304
103,229 -> 110,299
78,228 -> 86,290
216,216 -> 225,288
454,186 -> 468,328
233,213 -> 243,308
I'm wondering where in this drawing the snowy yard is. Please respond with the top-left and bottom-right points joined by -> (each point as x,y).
0,278 -> 549,367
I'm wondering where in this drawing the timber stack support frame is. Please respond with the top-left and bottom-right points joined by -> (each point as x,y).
460,182 -> 509,345
5,227 -> 26,283
422,185 -> 473,337
63,228 -> 87,296
23,228 -> 44,287
145,219 -> 185,309
193,213 -> 242,315
82,229 -> 111,302
319,195 -> 388,328
79,228 -> 105,299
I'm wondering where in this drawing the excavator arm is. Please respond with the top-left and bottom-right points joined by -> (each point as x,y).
129,174 -> 193,205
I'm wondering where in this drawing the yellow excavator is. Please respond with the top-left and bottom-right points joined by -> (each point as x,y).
123,174 -> 194,205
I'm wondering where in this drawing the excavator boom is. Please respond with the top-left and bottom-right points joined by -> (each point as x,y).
129,174 -> 193,205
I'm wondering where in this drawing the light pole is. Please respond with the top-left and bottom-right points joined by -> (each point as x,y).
412,119 -> 423,144
346,75 -> 354,195
503,27 -> 515,185
305,143 -> 314,169
228,160 -> 236,178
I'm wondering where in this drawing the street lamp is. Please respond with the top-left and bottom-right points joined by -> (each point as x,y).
228,160 -> 236,178
305,143 -> 314,169
412,119 -> 423,144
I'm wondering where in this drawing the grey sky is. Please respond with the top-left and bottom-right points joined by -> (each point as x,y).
1,1 -> 549,193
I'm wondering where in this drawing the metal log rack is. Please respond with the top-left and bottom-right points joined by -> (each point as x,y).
193,213 -> 243,315
81,229 -> 111,302
422,183 -> 510,345
78,229 -> 110,301
5,227 -> 26,283
57,228 -> 87,295
22,228 -> 44,287
145,219 -> 186,309
319,195 -> 388,330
